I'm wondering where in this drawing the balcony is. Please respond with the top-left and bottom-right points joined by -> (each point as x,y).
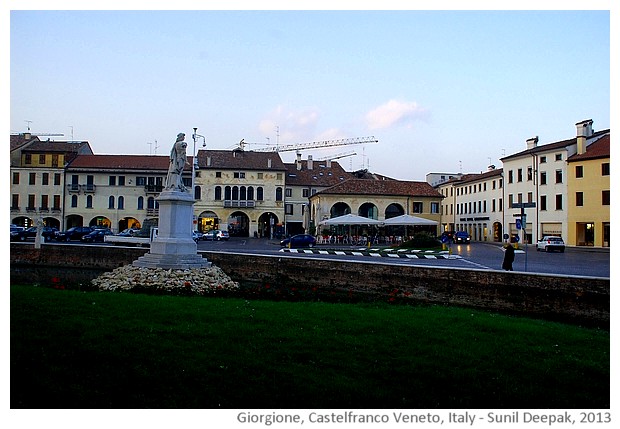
145,184 -> 164,194
146,208 -> 159,217
83,184 -> 96,193
67,184 -> 80,193
223,200 -> 256,208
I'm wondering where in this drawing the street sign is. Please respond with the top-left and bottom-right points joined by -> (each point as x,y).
515,219 -> 522,230
512,202 -> 536,209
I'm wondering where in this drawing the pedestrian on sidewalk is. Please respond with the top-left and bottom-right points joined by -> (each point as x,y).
502,244 -> 515,271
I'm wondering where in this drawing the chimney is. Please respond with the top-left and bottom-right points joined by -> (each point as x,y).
267,158 -> 272,169
326,159 -> 332,168
526,136 -> 539,150
24,132 -> 32,140
207,156 -> 212,167
296,152 -> 302,170
307,155 -> 313,170
576,119 -> 593,155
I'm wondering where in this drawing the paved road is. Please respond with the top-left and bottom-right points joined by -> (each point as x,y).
197,238 -> 610,278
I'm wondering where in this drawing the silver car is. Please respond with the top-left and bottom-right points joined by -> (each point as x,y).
536,236 -> 565,253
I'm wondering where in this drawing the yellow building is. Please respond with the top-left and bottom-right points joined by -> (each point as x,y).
566,134 -> 610,247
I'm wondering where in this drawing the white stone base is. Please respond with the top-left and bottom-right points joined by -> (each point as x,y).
132,189 -> 211,269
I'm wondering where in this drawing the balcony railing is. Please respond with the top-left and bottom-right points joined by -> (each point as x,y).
145,184 -> 164,194
68,184 -> 80,193
83,184 -> 96,193
223,200 -> 256,208
146,208 -> 159,217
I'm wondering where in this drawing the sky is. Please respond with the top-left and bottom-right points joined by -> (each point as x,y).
7,4 -> 614,181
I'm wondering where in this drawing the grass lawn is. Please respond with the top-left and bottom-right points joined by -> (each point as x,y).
10,285 -> 609,409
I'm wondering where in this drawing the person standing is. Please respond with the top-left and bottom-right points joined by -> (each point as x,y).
502,244 -> 515,271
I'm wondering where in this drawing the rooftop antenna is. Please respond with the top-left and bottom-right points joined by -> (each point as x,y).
459,160 -> 463,174
68,126 -> 74,141
25,120 -> 32,131
275,125 -> 280,149
147,140 -> 159,155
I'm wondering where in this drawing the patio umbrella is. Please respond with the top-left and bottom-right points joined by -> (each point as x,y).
321,213 -> 382,225
382,214 -> 438,226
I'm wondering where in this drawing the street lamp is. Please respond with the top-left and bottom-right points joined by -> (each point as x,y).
191,128 -> 206,232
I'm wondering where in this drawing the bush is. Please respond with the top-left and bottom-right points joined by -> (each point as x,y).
400,232 -> 441,249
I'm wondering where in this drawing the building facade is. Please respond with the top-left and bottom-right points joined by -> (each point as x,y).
566,134 -> 610,247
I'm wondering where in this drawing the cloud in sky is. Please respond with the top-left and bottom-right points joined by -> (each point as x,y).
365,99 -> 429,130
258,105 -> 322,143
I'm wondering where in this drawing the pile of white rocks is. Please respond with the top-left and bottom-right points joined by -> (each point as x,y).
92,264 -> 239,296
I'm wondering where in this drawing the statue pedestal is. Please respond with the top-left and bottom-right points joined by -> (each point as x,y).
133,190 -> 211,269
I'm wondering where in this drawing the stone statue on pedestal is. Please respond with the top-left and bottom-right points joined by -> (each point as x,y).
165,133 -> 189,192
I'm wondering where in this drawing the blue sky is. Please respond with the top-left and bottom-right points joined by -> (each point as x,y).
8,6 -> 613,181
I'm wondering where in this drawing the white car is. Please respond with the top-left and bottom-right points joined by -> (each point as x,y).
536,236 -> 565,253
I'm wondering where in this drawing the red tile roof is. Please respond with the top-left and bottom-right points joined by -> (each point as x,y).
10,134 -> 39,151
284,160 -> 350,186
567,134 -> 610,162
196,149 -> 286,170
67,154 -> 191,172
501,129 -> 610,161
317,178 -> 443,198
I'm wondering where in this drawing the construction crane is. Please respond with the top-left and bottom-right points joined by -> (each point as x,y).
315,151 -> 357,161
250,136 -> 378,153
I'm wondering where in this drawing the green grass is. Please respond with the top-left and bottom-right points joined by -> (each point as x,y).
11,285 -> 609,409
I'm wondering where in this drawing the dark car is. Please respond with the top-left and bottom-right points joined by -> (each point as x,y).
280,234 -> 317,248
440,230 -> 455,243
81,229 -> 114,243
55,226 -> 94,241
11,226 -> 58,242
454,231 -> 471,244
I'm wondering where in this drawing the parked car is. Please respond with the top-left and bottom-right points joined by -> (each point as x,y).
454,231 -> 471,244
11,226 -> 58,242
81,229 -> 114,243
117,228 -> 140,237
203,229 -> 230,241
192,231 -> 203,242
55,226 -> 94,241
280,234 -> 317,248
536,236 -> 565,253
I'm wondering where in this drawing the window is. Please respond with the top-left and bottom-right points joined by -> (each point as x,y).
555,170 -> 563,184
540,156 -> 547,163
555,194 -> 563,210
257,187 -> 264,200
42,173 -> 49,186
430,202 -> 439,214
412,202 -> 423,213
54,173 -> 61,186
232,186 -> 239,200
233,171 -> 246,179
225,186 -> 231,200
109,176 -> 117,186
575,165 -> 584,178
118,196 -> 124,210
555,153 -> 562,161
51,154 -> 59,167
240,186 -> 246,200
12,172 -> 19,185
302,189 -> 309,198
508,194 -> 514,208
215,172 -> 222,178
498,198 -> 503,211
118,176 -> 125,186
25,154 -> 32,164
527,167 -> 533,181
492,199 -> 496,212
602,163 -> 610,176
277,173 -> 283,180
540,171 -> 547,185
508,170 -> 513,183
28,194 -> 35,210
247,186 -> 254,200
602,190 -> 610,206
257,173 -> 263,180
576,192 -> 584,206
71,195 -> 78,207
108,196 -> 115,209
53,195 -> 61,210
275,187 -> 283,201
39,154 -> 46,164
285,204 -> 293,215
517,169 -> 523,182
136,176 -> 146,186
540,195 -> 547,211
40,195 -> 48,210
214,186 -> 222,200
29,172 -> 36,185
137,196 -> 144,210
86,195 -> 93,208
12,194 -> 19,210
285,188 -> 292,198
527,192 -> 533,203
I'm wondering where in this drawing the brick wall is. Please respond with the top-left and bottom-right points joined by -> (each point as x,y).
10,243 -> 609,327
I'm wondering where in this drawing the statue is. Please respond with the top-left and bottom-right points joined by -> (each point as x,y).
165,133 -> 189,191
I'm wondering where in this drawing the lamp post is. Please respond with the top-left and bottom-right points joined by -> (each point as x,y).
191,128 -> 206,232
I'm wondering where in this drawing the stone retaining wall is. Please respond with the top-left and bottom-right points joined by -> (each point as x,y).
10,243 -> 609,327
